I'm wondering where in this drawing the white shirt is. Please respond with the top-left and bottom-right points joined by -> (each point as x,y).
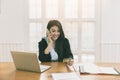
50,47 -> 58,61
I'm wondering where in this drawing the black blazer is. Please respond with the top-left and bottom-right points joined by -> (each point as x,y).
38,38 -> 73,62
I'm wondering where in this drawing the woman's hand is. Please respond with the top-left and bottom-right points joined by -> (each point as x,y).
66,60 -> 74,66
63,58 -> 74,66
47,31 -> 53,44
44,31 -> 54,54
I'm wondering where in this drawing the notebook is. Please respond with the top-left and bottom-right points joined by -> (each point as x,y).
11,51 -> 51,72
78,63 -> 120,75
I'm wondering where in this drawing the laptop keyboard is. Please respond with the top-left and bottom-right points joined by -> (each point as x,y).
40,65 -> 51,72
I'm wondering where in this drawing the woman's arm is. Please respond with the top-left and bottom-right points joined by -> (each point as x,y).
38,39 -> 51,62
44,30 -> 54,54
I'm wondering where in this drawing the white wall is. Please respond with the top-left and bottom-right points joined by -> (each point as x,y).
0,0 -> 27,62
0,0 -> 25,43
101,0 -> 120,63
101,0 -> 120,43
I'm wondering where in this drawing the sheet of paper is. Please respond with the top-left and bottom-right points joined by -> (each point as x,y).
99,67 -> 119,74
52,72 -> 80,80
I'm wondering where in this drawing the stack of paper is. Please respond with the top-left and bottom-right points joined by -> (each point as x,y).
52,72 -> 81,80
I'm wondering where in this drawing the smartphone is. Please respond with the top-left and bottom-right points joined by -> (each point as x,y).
46,29 -> 50,37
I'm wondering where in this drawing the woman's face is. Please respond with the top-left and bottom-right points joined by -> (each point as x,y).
49,26 -> 60,41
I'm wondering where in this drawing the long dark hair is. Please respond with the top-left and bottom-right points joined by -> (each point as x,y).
47,20 -> 65,40
47,20 -> 65,53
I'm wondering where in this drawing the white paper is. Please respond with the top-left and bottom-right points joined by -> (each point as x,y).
81,65 -> 119,75
99,67 -> 119,74
52,72 -> 80,80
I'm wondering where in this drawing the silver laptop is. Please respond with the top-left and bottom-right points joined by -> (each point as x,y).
11,51 -> 51,72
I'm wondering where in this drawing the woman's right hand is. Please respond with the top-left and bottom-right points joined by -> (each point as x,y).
47,31 -> 53,44
44,31 -> 53,54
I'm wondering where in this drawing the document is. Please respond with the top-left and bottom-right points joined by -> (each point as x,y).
52,72 -> 81,80
79,65 -> 119,75
67,63 -> 120,75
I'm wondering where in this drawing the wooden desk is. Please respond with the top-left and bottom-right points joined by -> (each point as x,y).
0,62 -> 120,80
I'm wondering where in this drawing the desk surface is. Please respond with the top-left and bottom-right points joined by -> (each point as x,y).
0,62 -> 120,80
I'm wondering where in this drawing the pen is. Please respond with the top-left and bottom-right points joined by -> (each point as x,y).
113,68 -> 120,75
73,66 -> 76,72
79,66 -> 81,73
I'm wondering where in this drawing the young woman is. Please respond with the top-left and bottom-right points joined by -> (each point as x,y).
38,20 -> 73,65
